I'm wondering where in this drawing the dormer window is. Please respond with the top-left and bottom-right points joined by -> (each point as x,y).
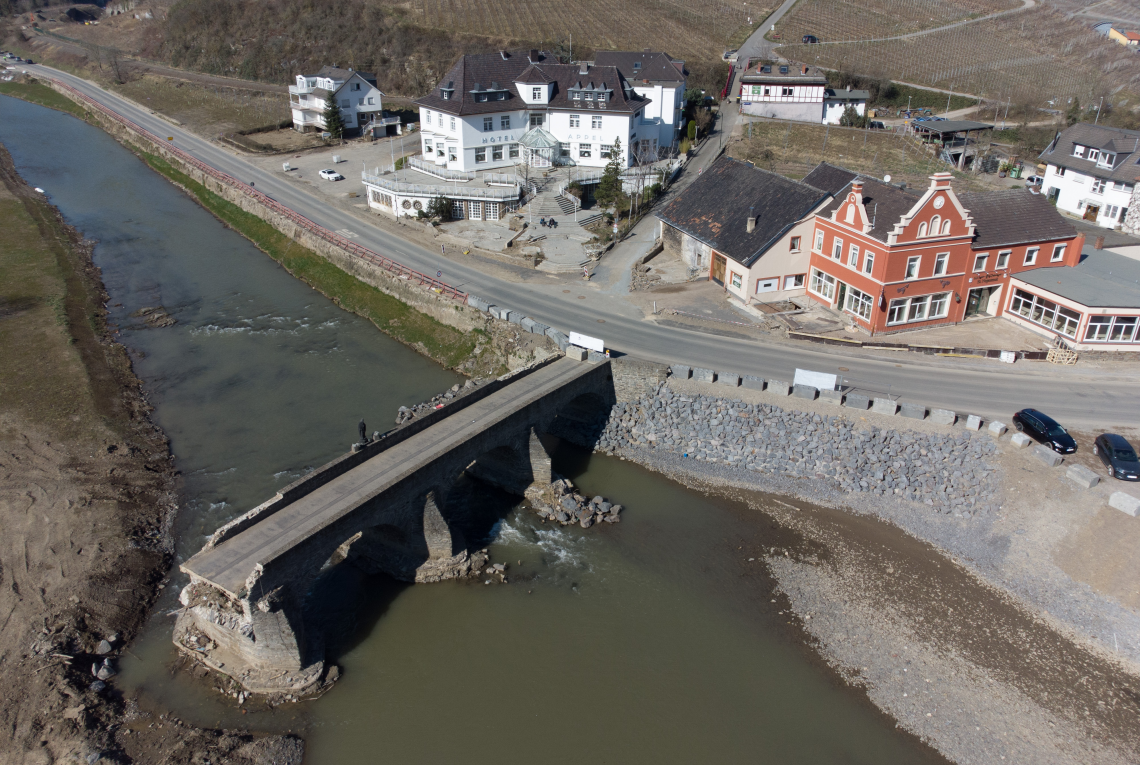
761,65 -> 771,73
1087,149 -> 1099,162
779,65 -> 789,74
1072,145 -> 1085,158
573,91 -> 581,100
1098,152 -> 1116,168
532,86 -> 542,100
584,92 -> 593,100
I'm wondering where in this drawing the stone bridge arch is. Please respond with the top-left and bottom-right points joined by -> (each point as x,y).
176,356 -> 634,693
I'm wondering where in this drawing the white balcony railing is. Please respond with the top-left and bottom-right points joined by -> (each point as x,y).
363,171 -> 522,201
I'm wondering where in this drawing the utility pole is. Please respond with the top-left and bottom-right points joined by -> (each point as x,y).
1095,96 -> 1104,125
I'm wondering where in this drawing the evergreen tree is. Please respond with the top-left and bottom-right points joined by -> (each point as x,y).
1065,97 -> 1082,127
323,97 -> 346,141
595,138 -> 624,209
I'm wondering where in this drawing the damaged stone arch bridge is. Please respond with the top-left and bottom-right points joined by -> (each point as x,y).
176,355 -> 660,692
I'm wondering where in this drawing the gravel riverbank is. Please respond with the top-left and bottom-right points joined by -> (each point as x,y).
592,378 -> 1140,764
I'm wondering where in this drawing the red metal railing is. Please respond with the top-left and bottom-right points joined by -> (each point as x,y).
48,78 -> 469,302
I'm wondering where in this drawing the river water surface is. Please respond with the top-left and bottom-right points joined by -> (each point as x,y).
1,94 -> 945,763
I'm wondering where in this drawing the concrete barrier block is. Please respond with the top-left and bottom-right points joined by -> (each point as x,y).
485,304 -> 500,318
692,367 -> 715,383
742,375 -> 765,391
565,345 -> 588,361
872,397 -> 898,416
929,409 -> 956,426
899,403 -> 926,420
767,379 -> 791,396
467,295 -> 490,311
1032,445 -> 1063,467
818,389 -> 844,405
988,421 -> 1008,437
507,310 -> 523,325
844,393 -> 871,410
965,415 -> 983,431
792,384 -> 818,400
520,316 -> 538,333
529,322 -> 549,336
1010,432 -> 1033,448
548,331 -> 569,351
587,350 -> 608,363
1110,491 -> 1140,517
670,365 -> 692,379
1066,464 -> 1100,489
717,372 -> 741,387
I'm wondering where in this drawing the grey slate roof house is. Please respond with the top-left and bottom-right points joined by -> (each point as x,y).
655,155 -> 834,299
1038,122 -> 1140,230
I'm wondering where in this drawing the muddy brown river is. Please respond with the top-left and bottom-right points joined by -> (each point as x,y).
0,93 -> 946,763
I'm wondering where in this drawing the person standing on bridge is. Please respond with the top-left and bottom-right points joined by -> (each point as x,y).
359,418 -> 367,444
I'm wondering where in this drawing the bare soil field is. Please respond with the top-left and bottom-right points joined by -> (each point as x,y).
729,119 -> 995,190
779,6 -> 1140,109
0,141 -> 302,764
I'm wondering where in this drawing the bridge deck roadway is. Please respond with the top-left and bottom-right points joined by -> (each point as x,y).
183,357 -> 599,596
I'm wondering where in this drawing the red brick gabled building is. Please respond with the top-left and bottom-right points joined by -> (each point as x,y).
805,172 -> 1084,334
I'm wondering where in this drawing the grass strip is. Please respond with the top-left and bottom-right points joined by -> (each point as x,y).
0,80 -> 90,119
131,148 -> 480,371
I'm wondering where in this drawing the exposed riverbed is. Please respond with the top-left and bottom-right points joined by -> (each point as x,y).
11,88 -> 1139,765
0,92 -> 955,763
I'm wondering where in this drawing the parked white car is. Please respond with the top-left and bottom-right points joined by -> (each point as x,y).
319,169 -> 344,181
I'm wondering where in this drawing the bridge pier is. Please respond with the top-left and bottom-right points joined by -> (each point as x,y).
176,357 -> 617,694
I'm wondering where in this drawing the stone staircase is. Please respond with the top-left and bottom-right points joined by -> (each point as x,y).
525,192 -> 577,217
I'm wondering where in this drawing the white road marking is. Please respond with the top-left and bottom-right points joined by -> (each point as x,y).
335,229 -> 359,239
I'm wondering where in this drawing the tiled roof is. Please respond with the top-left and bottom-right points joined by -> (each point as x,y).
956,190 -> 1076,248
1039,122 -> 1140,185
414,51 -> 649,116
515,64 -> 553,83
1016,248 -> 1140,308
824,88 -> 870,101
655,156 -> 830,268
910,120 -> 993,134
593,51 -> 685,85
800,162 -> 858,196
818,176 -> 919,243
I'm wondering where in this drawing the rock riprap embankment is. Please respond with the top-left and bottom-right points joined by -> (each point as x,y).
531,478 -> 622,528
597,385 -> 1000,516
395,379 -> 479,425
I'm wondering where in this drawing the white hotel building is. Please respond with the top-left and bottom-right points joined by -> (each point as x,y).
414,49 -> 674,173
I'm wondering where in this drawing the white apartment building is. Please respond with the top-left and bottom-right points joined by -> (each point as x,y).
289,66 -> 392,135
414,50 -> 655,173
1038,122 -> 1138,229
593,50 -> 686,158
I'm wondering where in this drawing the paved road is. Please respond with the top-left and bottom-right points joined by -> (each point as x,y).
185,357 -> 598,594
23,65 -> 1140,428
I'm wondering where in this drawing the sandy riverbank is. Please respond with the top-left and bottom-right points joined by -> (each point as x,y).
0,142 -> 304,765
596,376 -> 1140,764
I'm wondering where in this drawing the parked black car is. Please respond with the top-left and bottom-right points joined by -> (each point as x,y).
1012,409 -> 1077,454
1094,433 -> 1140,481
802,34 -> 820,43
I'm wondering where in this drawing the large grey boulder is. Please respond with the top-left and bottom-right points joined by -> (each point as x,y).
899,403 -> 926,420
692,368 -> 715,383
929,409 -> 956,426
792,384 -> 818,400
767,379 -> 791,396
670,365 -> 692,379
1032,445 -> 1063,467
1066,464 -> 1100,489
717,372 -> 741,387
1110,492 -> 1140,517
872,397 -> 898,416
742,375 -> 765,391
